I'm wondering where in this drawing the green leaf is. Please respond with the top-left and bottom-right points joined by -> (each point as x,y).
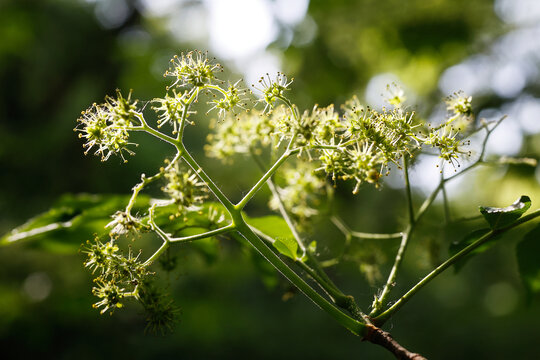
449,228 -> 499,272
148,202 -> 229,236
516,223 -> 540,298
0,194 -> 150,253
245,215 -> 300,261
273,237 -> 299,261
479,195 -> 531,230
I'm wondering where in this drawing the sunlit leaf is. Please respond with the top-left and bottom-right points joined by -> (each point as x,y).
479,195 -> 531,230
273,237 -> 299,261
245,215 -> 300,261
516,223 -> 540,298
0,194 -> 150,253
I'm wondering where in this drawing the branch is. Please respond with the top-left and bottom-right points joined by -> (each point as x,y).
371,156 -> 415,315
374,208 -> 540,325
234,220 -> 366,335
331,216 -> 402,240
236,148 -> 299,209
364,324 -> 426,360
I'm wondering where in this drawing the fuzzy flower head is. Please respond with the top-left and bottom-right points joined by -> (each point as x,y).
106,211 -> 144,237
105,89 -> 139,125
152,90 -> 191,134
83,238 -> 120,274
270,161 -> 328,226
205,109 -> 276,161
446,91 -> 473,117
444,91 -> 474,134
165,50 -> 222,89
253,72 -> 293,111
208,80 -> 251,119
424,125 -> 471,170
345,142 -> 384,193
75,90 -> 139,162
92,279 -> 125,314
384,83 -> 406,108
162,161 -> 208,214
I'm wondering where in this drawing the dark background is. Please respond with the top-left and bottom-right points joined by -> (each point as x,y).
1,0 -> 540,358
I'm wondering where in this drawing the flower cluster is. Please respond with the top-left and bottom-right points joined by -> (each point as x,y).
205,109 -> 277,160
152,90 -> 191,134
165,50 -> 222,88
106,211 -> 145,237
273,104 -> 345,147
162,160 -> 208,216
207,83 -> 475,192
269,161 -> 328,226
253,72 -> 293,112
207,80 -> 251,119
83,237 -> 151,314
423,124 -> 471,169
384,83 -> 407,108
75,90 -> 140,162
444,91 -> 474,133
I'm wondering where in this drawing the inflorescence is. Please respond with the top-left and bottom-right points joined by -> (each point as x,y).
76,50 -> 476,331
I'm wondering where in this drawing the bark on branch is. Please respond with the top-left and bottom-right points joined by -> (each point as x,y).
364,324 -> 427,360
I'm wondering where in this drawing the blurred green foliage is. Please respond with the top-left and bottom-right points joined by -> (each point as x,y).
1,0 -> 540,359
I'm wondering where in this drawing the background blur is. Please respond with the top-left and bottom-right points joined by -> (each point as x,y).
1,0 -> 540,359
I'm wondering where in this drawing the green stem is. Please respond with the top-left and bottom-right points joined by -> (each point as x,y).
250,151 -> 306,254
351,231 -> 403,240
178,144 -> 236,214
249,151 -> 352,306
132,115 -> 179,146
250,226 -> 343,299
331,216 -> 403,240
441,172 -> 451,224
168,224 -> 235,243
234,218 -> 366,335
374,208 -> 540,325
236,149 -> 299,210
125,152 -> 181,215
177,88 -> 199,140
404,156 -> 415,224
371,156 -> 415,315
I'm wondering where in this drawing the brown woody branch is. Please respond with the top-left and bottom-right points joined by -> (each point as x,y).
364,324 -> 427,360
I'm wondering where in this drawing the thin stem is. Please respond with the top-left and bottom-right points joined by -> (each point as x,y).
234,219 -> 367,335
370,229 -> 410,316
204,84 -> 228,97
131,115 -> 179,145
144,238 -> 169,267
441,172 -> 451,224
177,87 -> 199,140
179,144 -> 236,214
374,208 -> 540,325
351,231 -> 404,240
403,156 -> 415,224
236,148 -> 299,210
144,205 -> 171,266
331,216 -> 402,240
251,226 -> 344,300
168,224 -> 235,243
250,151 -> 306,255
371,156 -> 415,315
413,115 -> 507,225
125,152 -> 181,215
249,151 -> 354,307
144,207 -> 234,265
